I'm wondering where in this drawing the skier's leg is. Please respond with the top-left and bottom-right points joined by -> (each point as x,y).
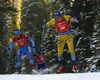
26,46 -> 36,74
57,35 -> 65,72
26,46 -> 34,67
36,64 -> 40,73
42,63 -> 47,69
58,35 -> 65,63
42,63 -> 48,74
16,49 -> 23,69
66,34 -> 76,70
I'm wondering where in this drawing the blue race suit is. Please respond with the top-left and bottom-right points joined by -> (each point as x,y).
8,34 -> 35,69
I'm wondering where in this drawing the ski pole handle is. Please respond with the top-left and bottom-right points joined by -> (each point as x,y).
43,19 -> 46,24
67,10 -> 72,15
42,19 -> 46,28
52,2 -> 57,10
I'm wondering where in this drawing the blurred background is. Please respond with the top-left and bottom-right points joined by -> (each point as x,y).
0,0 -> 100,74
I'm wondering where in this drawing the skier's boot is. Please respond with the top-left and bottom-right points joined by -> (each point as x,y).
31,66 -> 36,74
15,68 -> 20,74
72,65 -> 77,72
72,61 -> 77,73
57,65 -> 63,73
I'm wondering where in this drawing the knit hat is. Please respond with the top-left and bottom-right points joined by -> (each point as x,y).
54,11 -> 61,17
40,47 -> 44,52
15,30 -> 20,34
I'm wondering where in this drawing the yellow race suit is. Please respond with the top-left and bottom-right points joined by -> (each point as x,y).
46,15 -> 78,65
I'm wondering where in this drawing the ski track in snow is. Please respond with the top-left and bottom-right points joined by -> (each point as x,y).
0,72 -> 100,80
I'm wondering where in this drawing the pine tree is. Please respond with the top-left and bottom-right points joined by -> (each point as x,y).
89,0 -> 100,72
0,0 -> 17,74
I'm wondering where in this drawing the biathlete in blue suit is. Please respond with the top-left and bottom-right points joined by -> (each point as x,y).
7,29 -> 36,70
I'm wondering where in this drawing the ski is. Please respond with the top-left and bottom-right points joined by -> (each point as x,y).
31,66 -> 37,75
12,69 -> 20,74
31,68 -> 37,75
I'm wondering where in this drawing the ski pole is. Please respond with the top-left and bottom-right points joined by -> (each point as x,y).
41,19 -> 46,46
52,2 -> 57,10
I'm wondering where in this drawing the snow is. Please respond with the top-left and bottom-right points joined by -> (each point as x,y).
0,72 -> 100,80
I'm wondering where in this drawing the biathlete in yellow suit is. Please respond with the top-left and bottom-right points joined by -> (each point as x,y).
43,11 -> 78,72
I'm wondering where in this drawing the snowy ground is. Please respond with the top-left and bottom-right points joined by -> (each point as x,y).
0,72 -> 100,80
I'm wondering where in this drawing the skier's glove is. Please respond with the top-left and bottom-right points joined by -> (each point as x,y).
67,10 -> 71,14
33,47 -> 36,52
7,47 -> 10,51
70,14 -> 74,18
33,53 -> 36,57
42,24 -> 46,28
33,53 -> 38,57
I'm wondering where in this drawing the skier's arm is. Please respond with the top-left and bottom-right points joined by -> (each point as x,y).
42,18 -> 55,28
9,41 -> 15,48
7,41 -> 15,51
28,37 -> 36,52
46,18 -> 55,27
28,37 -> 35,47
64,15 -> 78,23
70,14 -> 78,23
7,36 -> 16,51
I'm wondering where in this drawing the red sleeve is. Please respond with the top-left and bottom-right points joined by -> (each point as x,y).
12,36 -> 16,43
22,34 -> 29,40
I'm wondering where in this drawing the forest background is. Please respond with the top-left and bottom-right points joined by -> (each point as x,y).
0,0 -> 100,74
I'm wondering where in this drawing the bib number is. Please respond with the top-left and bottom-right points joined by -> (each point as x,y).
60,27 -> 65,30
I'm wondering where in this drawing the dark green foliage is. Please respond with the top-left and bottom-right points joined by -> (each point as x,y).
0,0 -> 17,74
0,0 -> 100,74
